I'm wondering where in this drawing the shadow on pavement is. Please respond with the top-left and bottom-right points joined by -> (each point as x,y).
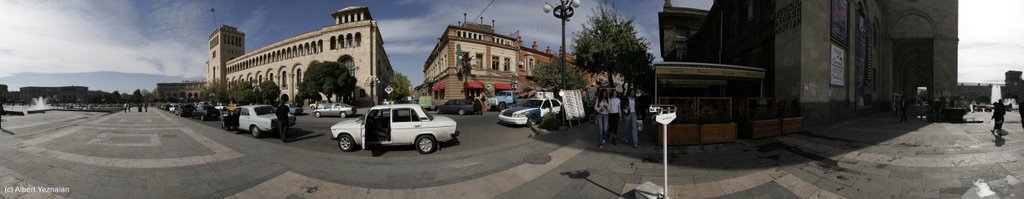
285,128 -> 324,142
529,111 -> 941,170
560,169 -> 621,197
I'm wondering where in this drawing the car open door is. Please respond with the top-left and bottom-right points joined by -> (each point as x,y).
359,110 -> 371,150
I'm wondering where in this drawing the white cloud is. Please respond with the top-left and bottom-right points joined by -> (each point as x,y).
375,0 -> 663,59
958,0 -> 1024,83
0,0 -> 210,78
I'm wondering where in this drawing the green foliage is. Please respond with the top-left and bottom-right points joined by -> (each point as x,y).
388,73 -> 411,101
228,81 -> 255,105
131,89 -> 142,103
257,80 -> 281,104
539,113 -> 562,131
573,3 -> 654,92
297,61 -> 357,103
532,56 -> 587,91
200,81 -> 230,103
112,91 -> 121,104
699,99 -> 732,124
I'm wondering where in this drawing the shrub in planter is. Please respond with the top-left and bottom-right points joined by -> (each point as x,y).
539,114 -> 562,131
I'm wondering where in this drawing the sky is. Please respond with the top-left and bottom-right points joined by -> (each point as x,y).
0,0 -> 1017,92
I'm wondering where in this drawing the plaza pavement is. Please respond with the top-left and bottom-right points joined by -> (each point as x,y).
0,109 -> 1021,198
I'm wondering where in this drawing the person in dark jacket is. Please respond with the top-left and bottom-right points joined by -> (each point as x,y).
992,100 -> 1005,136
276,101 -> 291,142
899,99 -> 908,122
472,96 -> 482,115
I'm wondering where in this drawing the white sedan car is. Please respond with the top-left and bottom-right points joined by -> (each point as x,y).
330,104 -> 459,154
238,105 -> 296,138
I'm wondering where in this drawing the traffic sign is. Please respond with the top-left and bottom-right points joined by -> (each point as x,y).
384,85 -> 394,94
485,83 -> 493,91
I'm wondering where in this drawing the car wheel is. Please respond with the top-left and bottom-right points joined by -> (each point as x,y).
527,116 -> 538,127
340,112 -> 347,118
250,125 -> 261,138
458,109 -> 465,115
315,112 -> 321,118
416,135 -> 437,154
499,103 -> 507,110
337,134 -> 357,152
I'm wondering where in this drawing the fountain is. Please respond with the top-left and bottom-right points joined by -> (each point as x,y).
992,85 -> 1002,104
2,97 -> 53,115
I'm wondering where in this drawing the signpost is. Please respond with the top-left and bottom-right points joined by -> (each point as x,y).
648,105 -> 677,199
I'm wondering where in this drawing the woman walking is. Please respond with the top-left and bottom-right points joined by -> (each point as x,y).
623,89 -> 639,148
594,90 -> 610,149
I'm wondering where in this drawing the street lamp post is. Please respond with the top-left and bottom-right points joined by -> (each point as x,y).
544,0 -> 580,92
545,0 -> 580,129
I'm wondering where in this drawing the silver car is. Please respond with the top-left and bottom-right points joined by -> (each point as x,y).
313,103 -> 356,118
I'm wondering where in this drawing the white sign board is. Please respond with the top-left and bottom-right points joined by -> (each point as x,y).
830,44 -> 845,86
385,85 -> 394,94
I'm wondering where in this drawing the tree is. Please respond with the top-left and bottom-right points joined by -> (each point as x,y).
131,89 -> 142,104
227,81 -> 255,105
534,56 -> 588,91
112,91 -> 121,104
200,80 -> 230,103
387,73 -> 411,101
257,80 -> 281,104
297,61 -> 357,103
573,3 -> 654,92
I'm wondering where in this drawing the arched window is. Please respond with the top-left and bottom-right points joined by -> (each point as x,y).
281,71 -> 288,88
346,34 -> 353,48
355,32 -> 362,47
269,73 -> 275,84
340,57 -> 355,73
318,40 -> 323,52
330,36 -> 337,49
296,68 -> 303,83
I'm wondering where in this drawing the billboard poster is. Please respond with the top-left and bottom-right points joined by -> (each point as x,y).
830,0 -> 849,45
855,13 -> 870,109
831,44 -> 845,86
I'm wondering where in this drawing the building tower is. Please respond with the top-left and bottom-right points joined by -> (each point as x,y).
207,25 -> 246,85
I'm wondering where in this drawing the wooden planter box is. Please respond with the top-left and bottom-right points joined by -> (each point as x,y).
654,124 -> 699,145
748,119 -> 782,139
700,123 -> 737,144
782,117 -> 804,134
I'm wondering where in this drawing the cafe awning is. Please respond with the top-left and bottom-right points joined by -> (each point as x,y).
432,83 -> 446,91
655,62 -> 765,80
494,83 -> 513,90
465,81 -> 485,89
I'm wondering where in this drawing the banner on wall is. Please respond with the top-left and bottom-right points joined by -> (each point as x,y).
831,44 -> 845,86
830,0 -> 849,45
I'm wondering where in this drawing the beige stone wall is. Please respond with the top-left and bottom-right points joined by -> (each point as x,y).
423,26 -> 520,105
209,20 -> 392,106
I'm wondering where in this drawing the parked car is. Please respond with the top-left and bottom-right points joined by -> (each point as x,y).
498,99 -> 562,126
487,90 -> 517,111
435,99 -> 475,115
191,105 -> 221,121
237,105 -> 296,138
174,104 -> 196,117
329,104 -> 459,154
309,100 -> 331,110
285,103 -> 304,115
313,103 -> 356,118
418,96 -> 433,111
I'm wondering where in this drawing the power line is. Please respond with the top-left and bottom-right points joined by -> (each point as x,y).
476,0 -> 497,23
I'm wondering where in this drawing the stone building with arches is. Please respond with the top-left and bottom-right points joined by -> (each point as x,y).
675,0 -> 958,125
206,6 -> 393,106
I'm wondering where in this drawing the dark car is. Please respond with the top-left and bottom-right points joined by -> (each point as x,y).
192,105 -> 221,121
435,99 -> 475,115
175,104 -> 196,117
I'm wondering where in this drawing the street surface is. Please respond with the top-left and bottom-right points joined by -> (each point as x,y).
0,109 -> 1021,198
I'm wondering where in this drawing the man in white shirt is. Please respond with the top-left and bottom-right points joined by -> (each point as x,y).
607,91 -> 621,145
